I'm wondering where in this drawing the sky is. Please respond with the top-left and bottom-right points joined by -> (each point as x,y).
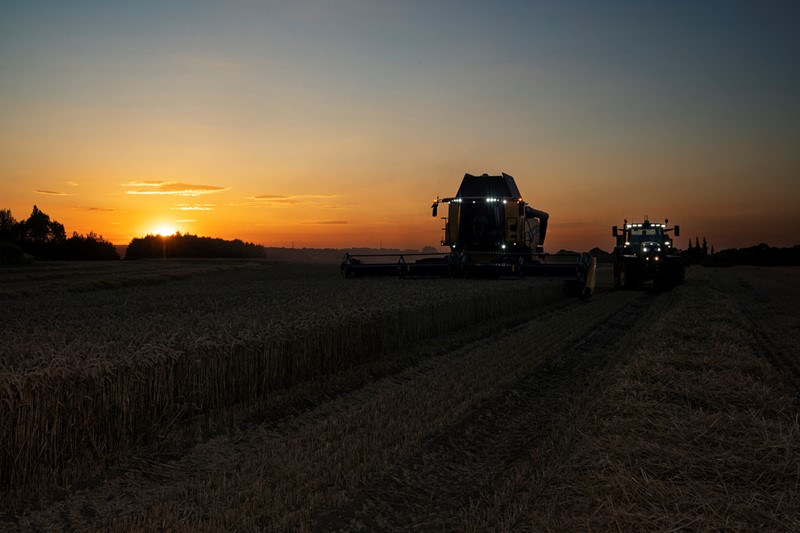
1,0 -> 798,252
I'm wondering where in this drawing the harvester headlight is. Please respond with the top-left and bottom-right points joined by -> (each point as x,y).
501,244 -> 506,249
665,241 -> 671,246
625,241 -> 630,246
643,246 -> 648,253
655,256 -> 660,261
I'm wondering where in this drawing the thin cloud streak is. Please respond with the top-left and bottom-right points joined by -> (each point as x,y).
123,181 -> 229,197
243,193 -> 338,208
35,190 -> 70,196
171,204 -> 215,211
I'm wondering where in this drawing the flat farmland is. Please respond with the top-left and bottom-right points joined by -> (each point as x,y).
1,261 -> 798,531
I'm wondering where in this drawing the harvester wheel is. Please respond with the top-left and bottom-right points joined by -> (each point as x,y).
663,260 -> 685,288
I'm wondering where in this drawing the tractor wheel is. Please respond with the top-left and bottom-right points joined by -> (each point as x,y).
613,261 -> 624,290
619,262 -> 640,290
665,261 -> 685,287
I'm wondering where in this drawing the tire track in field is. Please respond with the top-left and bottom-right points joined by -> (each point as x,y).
313,292 -> 658,531
709,268 -> 800,398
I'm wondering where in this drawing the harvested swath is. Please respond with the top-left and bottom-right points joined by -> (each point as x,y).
0,263 -> 570,491
525,268 -> 800,532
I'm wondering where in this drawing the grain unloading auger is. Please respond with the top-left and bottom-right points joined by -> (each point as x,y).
341,172 -> 597,297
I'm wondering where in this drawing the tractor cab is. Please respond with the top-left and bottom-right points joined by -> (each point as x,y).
613,219 -> 679,250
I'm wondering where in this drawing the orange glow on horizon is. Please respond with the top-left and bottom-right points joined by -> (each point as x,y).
150,224 -> 178,237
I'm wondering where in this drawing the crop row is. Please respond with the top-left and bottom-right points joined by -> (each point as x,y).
0,264 -> 569,490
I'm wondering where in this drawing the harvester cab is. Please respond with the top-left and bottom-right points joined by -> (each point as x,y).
342,172 -> 596,297
432,172 -> 545,259
611,218 -> 685,290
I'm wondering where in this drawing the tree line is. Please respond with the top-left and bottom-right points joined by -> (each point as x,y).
125,233 -> 267,259
0,206 -> 118,263
1,205 -> 269,263
682,236 -> 799,266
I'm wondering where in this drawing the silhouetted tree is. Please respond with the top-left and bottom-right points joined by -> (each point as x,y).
65,231 -> 120,260
588,247 -> 614,263
18,205 -> 66,259
0,209 -> 19,242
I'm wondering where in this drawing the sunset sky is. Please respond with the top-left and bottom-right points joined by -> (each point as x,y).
1,1 -> 798,252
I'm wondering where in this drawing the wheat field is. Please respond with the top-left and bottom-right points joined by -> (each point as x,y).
0,260 -> 569,491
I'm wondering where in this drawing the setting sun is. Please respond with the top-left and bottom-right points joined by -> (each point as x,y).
151,224 -> 177,237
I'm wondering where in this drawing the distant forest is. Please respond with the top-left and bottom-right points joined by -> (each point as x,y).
0,206 -> 118,263
703,243 -> 800,267
125,233 -> 267,259
0,205 -> 267,263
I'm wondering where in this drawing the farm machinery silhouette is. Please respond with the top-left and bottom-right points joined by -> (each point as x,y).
612,218 -> 685,290
341,172 -> 596,296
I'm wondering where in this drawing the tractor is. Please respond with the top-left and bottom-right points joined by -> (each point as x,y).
612,218 -> 684,290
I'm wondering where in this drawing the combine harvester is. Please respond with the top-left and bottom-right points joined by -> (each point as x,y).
341,172 -> 596,297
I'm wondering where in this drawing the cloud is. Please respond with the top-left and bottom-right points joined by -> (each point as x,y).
123,181 -> 229,197
176,219 -> 197,223
35,190 -> 70,196
302,220 -> 348,225
67,181 -> 79,187
171,203 -> 215,211
81,207 -> 115,212
244,194 -> 337,208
